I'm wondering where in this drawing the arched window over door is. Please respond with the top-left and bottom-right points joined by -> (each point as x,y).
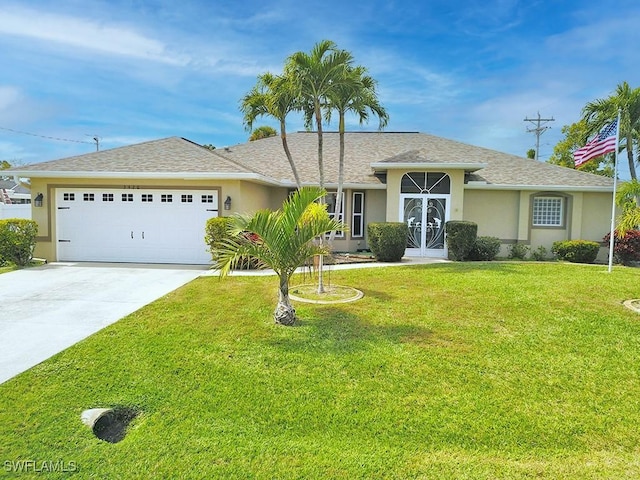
401,172 -> 450,194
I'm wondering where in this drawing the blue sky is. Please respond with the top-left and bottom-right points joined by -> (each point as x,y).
1,0 -> 639,176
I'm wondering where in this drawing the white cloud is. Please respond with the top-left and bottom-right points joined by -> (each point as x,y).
0,5 -> 188,65
0,86 -> 21,110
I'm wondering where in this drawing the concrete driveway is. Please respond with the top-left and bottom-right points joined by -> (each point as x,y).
0,262 -> 207,384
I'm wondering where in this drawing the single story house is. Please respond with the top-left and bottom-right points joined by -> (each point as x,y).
8,132 -> 614,264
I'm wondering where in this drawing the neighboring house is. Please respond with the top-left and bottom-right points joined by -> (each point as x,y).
7,132 -> 614,264
0,179 -> 31,220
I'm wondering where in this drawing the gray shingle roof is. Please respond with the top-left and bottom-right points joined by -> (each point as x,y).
12,137 -> 257,175
10,132 -> 613,189
221,131 -> 613,189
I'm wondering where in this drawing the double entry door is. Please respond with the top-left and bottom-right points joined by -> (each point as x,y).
401,194 -> 450,257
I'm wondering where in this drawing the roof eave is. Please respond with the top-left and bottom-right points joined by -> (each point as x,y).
371,162 -> 487,171
6,170 -> 279,184
464,183 -> 613,192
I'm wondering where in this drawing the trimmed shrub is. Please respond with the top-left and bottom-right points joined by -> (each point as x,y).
444,221 -> 477,261
551,239 -> 600,264
205,216 -> 261,269
603,230 -> 640,265
508,243 -> 530,260
468,236 -> 501,261
0,218 -> 38,266
367,222 -> 408,262
205,217 -> 233,261
531,245 -> 549,261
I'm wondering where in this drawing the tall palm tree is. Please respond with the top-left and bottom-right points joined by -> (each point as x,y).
285,40 -> 354,189
582,81 -> 640,181
285,40 -> 354,293
325,65 -> 389,242
240,72 -> 302,189
214,187 -> 344,326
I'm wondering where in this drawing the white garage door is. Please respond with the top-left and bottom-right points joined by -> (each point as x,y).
56,188 -> 218,264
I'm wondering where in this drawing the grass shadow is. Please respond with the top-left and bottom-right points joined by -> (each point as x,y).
271,306 -> 435,356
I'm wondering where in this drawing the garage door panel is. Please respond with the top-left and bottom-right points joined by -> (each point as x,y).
56,188 -> 217,264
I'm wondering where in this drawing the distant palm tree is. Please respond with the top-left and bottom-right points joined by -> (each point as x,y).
325,65 -> 388,242
214,187 -> 344,326
240,72 -> 302,189
249,125 -> 277,141
582,81 -> 640,181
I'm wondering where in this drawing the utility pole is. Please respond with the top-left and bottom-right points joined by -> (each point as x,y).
93,136 -> 100,152
524,112 -> 554,161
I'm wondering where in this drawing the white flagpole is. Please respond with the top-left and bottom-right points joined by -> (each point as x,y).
607,109 -> 622,273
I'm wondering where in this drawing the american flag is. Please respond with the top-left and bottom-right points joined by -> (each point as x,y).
573,119 -> 618,168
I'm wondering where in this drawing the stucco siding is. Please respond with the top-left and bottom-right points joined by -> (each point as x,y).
580,192 -> 614,242
463,189 -> 519,240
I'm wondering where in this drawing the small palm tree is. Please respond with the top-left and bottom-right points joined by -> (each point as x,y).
615,179 -> 640,235
214,187 -> 345,326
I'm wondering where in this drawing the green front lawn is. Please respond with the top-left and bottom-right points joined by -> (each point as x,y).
2,263 -> 640,478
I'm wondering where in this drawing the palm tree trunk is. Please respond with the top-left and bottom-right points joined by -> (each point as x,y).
274,274 -> 296,325
280,120 -> 302,189
329,114 -> 345,243
626,134 -> 637,181
315,101 -> 326,294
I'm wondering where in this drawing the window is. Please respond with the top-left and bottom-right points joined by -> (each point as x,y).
181,194 -> 193,203
141,194 -> 153,202
532,196 -> 563,227
201,195 -> 214,203
401,172 -> 450,194
83,193 -> 95,201
63,193 -> 75,201
325,192 -> 344,238
161,194 -> 173,203
352,192 -> 364,238
122,193 -> 133,202
102,193 -> 114,202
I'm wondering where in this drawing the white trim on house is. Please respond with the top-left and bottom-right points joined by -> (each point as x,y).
464,183 -> 613,193
371,162 -> 487,170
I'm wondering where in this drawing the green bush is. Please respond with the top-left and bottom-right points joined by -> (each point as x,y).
551,240 -> 600,264
603,230 -> 640,265
0,218 -> 38,266
205,216 -> 260,269
531,245 -> 549,261
468,236 -> 501,261
508,243 -> 530,260
205,217 -> 233,261
367,222 -> 408,262
444,221 -> 477,261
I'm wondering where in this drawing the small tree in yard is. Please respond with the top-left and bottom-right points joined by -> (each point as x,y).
214,187 -> 344,326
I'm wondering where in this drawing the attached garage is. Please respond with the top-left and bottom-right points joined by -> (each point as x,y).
56,187 -> 218,264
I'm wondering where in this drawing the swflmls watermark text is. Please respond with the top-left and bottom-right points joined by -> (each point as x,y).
4,460 -> 78,473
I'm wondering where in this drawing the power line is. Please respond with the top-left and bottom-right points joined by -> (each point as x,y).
0,126 -> 94,145
524,112 -> 554,161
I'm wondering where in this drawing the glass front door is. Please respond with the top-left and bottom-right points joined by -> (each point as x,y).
401,195 -> 449,257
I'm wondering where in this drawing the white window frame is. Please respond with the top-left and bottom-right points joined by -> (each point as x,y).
532,196 -> 564,227
351,192 -> 364,238
325,192 -> 345,238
